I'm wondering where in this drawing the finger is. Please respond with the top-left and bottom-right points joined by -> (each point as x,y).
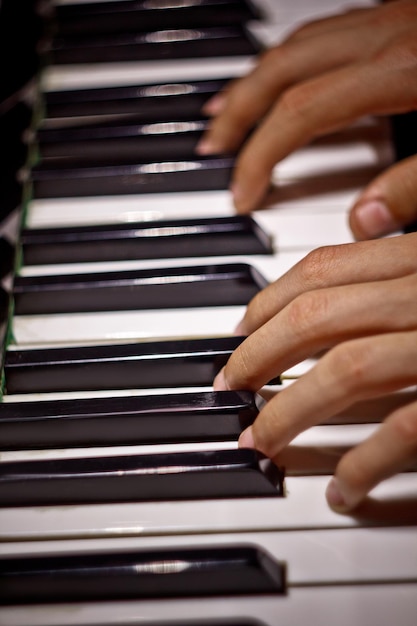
200,7 -> 373,118
349,154 -> 417,240
231,30 -> 417,213
287,0 -> 417,56
236,233 -> 417,336
214,273 -> 417,392
197,13 -> 408,157
237,330 -> 417,461
326,399 -> 417,512
285,7 -> 374,42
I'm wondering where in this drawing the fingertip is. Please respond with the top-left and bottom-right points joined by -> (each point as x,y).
202,93 -> 227,117
234,319 -> 246,336
325,477 -> 350,513
213,367 -> 227,391
195,138 -> 216,156
230,183 -> 252,214
238,425 -> 255,449
350,199 -> 398,240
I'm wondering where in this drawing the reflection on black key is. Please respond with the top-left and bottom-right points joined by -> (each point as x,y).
32,156 -> 234,197
44,78 -> 229,121
0,449 -> 284,506
0,389 -> 260,449
0,544 -> 286,604
13,263 -> 269,314
20,216 -> 273,265
38,117 -> 209,163
55,0 -> 264,36
4,336 -> 249,394
51,26 -> 261,65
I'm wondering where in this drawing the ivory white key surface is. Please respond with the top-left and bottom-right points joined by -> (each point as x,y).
3,2 -> 416,625
2,527 -> 417,585
0,473 -> 416,541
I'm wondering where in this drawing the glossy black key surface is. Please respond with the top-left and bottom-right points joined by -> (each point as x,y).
13,262 -> 268,314
44,78 -> 229,121
20,216 -> 273,265
51,26 -> 261,65
0,449 -> 283,506
4,336 -> 247,394
38,117 -> 210,163
31,156 -> 234,197
0,544 -> 285,604
0,238 -> 15,278
0,390 -> 259,449
0,288 -> 10,324
55,0 -> 263,36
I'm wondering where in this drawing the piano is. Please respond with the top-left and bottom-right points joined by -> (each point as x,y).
0,0 -> 416,624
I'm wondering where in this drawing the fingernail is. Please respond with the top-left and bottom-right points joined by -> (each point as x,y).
213,367 -> 227,390
325,477 -> 347,510
238,425 -> 255,449
354,200 -> 396,238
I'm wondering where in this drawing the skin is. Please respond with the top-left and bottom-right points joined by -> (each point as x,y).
197,0 -> 417,239
213,233 -> 417,512
202,1 -> 417,512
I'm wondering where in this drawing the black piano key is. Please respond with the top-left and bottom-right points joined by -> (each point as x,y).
37,117 -> 210,163
31,156 -> 234,197
0,544 -> 286,604
390,111 -> 417,234
0,448 -> 284,506
55,0 -> 264,36
0,288 -> 10,324
20,216 -> 273,266
0,389 -> 259,449
0,238 -> 15,278
51,26 -> 262,65
4,336 -> 248,394
13,262 -> 269,315
0,0 -> 48,106
44,78 -> 229,121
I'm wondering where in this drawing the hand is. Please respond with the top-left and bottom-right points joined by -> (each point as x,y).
197,0 -> 417,238
213,232 -> 417,512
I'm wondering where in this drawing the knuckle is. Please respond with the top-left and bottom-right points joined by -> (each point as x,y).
278,84 -> 311,121
325,341 -> 371,393
286,290 -> 331,340
298,246 -> 342,290
388,408 -> 417,448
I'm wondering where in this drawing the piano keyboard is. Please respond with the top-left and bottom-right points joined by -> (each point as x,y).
1,0 -> 417,624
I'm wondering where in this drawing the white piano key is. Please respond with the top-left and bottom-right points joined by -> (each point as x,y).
0,421 -> 379,463
42,56 -> 256,92
0,472 -> 415,541
2,526 -> 416,585
11,246 -> 311,345
25,185 -> 362,228
11,305 -> 245,345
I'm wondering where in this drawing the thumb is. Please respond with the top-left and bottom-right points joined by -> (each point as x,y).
349,154 -> 417,240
